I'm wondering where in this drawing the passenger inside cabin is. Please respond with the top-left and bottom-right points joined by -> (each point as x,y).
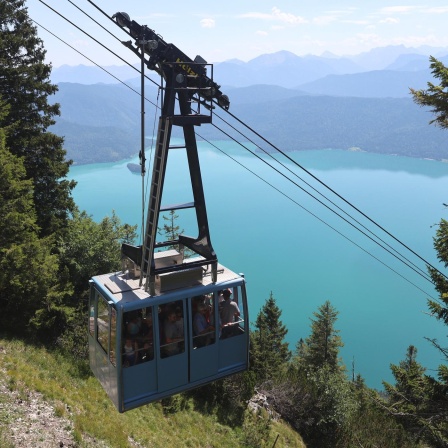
123,338 -> 138,366
193,302 -> 215,347
220,289 -> 240,339
127,313 -> 142,337
162,306 -> 184,357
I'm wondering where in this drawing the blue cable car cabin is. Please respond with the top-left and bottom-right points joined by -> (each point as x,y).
88,253 -> 249,413
88,12 -> 248,413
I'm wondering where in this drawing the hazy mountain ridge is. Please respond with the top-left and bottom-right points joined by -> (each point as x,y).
49,45 -> 448,164
51,82 -> 448,165
295,69 -> 434,98
51,44 -> 448,89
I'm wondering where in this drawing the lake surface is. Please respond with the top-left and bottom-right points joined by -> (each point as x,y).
68,140 -> 448,389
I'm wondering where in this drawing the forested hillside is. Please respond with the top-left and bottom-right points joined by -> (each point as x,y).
51,82 -> 448,165
1,2 -> 447,447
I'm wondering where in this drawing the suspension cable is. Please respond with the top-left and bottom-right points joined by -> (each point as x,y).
195,132 -> 438,299
210,122 -> 435,285
37,0 -> 160,88
213,112 -> 432,282
216,106 -> 448,281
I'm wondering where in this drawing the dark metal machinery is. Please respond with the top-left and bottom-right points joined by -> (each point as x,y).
113,12 -> 229,293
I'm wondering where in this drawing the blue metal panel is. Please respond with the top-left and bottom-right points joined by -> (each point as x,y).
190,342 -> 220,381
122,361 -> 158,407
218,332 -> 248,371
157,353 -> 189,392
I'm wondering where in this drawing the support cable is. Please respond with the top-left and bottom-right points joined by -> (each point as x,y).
213,112 -> 432,282
37,0 -> 160,88
210,123 -> 434,286
31,19 -> 158,108
195,131 -> 438,300
215,106 -> 448,281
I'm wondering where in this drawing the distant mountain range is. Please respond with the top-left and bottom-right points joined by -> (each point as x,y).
48,45 -> 448,164
51,44 -> 448,94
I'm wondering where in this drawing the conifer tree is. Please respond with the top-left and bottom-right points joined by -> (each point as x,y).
250,292 -> 290,382
383,345 -> 448,447
428,218 -> 448,332
0,99 -> 70,337
0,0 -> 75,236
410,56 -> 448,130
158,209 -> 194,257
298,300 -> 344,372
383,345 -> 428,414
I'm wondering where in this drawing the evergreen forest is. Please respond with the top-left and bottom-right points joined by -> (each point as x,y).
0,1 -> 447,447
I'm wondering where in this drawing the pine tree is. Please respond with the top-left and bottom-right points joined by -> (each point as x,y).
299,300 -> 344,373
250,292 -> 290,382
410,56 -> 448,130
383,345 -> 448,447
159,210 -> 184,242
0,0 -> 75,236
428,218 -> 448,330
0,99 -> 70,337
158,209 -> 193,257
383,345 -> 428,414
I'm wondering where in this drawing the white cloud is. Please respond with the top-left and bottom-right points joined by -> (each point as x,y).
344,20 -> 370,25
256,30 -> 268,36
200,18 -> 215,28
379,6 -> 416,14
238,8 -> 306,25
379,17 -> 400,24
313,15 -> 337,26
425,7 -> 448,14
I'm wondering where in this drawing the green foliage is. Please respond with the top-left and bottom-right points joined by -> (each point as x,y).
296,300 -> 344,373
190,371 -> 256,427
383,345 -> 428,414
158,209 -> 193,257
0,122 -> 72,339
383,346 -> 448,446
241,408 -> 271,448
160,394 -> 191,414
411,56 -> 448,130
428,218 -> 448,327
58,209 -> 137,297
0,0 -> 75,236
342,379 -> 419,448
259,365 -> 356,448
250,292 -> 290,383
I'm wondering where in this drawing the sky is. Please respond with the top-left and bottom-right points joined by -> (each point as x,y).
25,0 -> 448,68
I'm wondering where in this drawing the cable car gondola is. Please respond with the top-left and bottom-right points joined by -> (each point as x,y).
88,12 -> 249,413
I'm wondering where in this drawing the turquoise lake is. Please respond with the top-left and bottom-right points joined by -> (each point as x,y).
68,140 -> 448,389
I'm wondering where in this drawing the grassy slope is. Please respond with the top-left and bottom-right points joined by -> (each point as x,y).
0,336 -> 304,447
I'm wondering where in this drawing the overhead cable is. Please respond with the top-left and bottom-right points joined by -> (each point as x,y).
213,112 -> 432,283
196,132 -> 437,299
37,0 -> 160,88
219,106 -> 448,281
210,122 -> 434,286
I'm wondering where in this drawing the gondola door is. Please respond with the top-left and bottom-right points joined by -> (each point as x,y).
156,299 -> 189,393
189,293 -> 219,382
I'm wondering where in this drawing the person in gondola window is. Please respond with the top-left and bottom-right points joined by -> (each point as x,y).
163,308 -> 184,356
220,289 -> 240,338
193,303 -> 215,347
123,338 -> 138,366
